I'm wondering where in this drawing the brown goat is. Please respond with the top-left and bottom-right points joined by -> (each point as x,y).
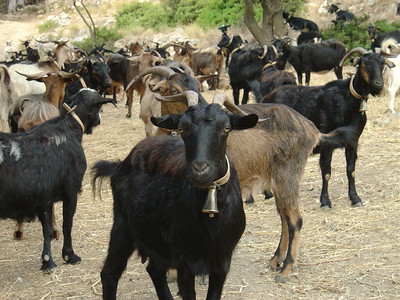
108,51 -> 163,118
174,42 -> 226,89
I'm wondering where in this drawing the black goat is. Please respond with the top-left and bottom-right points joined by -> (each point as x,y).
217,33 -> 246,69
21,40 -> 40,63
328,4 -> 355,26
63,57 -> 112,103
277,38 -> 346,85
297,31 -> 322,45
92,99 -> 258,299
229,44 -> 279,104
259,65 -> 297,97
282,11 -> 319,32
0,89 -> 114,272
263,47 -> 395,208
368,25 -> 400,52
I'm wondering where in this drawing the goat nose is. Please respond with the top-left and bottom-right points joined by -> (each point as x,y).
192,162 -> 210,174
374,80 -> 383,87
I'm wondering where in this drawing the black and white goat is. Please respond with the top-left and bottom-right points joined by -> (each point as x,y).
0,88 -> 114,272
263,47 -> 394,208
92,95 -> 258,299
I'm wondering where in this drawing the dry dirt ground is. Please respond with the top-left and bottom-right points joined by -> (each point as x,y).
1,12 -> 400,300
0,68 -> 399,300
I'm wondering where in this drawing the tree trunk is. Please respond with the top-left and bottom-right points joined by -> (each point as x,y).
244,0 -> 286,45
73,0 -> 96,44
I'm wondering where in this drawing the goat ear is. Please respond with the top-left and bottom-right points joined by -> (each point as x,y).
0,66 -> 11,85
229,114 -> 259,130
151,114 -> 182,130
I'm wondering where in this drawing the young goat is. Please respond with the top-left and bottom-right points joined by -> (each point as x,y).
92,97 -> 258,299
0,89 -> 114,272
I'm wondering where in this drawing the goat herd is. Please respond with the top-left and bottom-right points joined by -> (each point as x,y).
1,10 -> 400,299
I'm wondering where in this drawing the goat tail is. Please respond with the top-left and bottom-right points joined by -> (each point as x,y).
91,160 -> 119,200
318,126 -> 358,150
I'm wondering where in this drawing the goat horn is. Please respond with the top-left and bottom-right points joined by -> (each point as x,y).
271,45 -> 279,59
154,91 -> 199,107
258,45 -> 268,59
212,93 -> 248,115
339,47 -> 369,67
15,70 -> 52,80
125,66 -> 176,92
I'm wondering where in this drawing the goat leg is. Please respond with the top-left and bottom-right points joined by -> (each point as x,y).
61,197 -> 81,265
345,146 -> 363,207
206,270 -> 228,300
319,148 -> 334,208
276,211 -> 302,283
38,208 -> 57,273
176,264 -> 196,300
148,261 -> 174,300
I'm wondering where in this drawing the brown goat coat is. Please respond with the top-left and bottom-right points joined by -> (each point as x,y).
227,104 -> 320,279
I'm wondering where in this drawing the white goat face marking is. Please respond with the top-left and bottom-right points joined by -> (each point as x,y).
53,134 -> 67,146
10,141 -> 21,161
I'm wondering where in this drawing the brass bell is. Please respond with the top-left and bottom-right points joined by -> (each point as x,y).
202,185 -> 219,217
359,99 -> 368,113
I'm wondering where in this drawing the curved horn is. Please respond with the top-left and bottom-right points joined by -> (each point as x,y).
154,91 -> 199,107
270,45 -> 279,59
125,66 -> 176,91
339,47 -> 369,67
212,93 -> 248,115
258,45 -> 268,59
15,70 -> 52,80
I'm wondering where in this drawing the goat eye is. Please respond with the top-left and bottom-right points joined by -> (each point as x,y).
171,89 -> 178,95
224,127 -> 231,133
177,128 -> 184,134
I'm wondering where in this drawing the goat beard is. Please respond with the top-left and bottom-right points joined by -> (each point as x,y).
370,84 -> 383,97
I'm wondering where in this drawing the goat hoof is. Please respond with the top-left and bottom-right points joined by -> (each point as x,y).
63,253 -> 81,265
53,230 -> 60,240
245,195 -> 255,204
125,114 -> 131,118
41,260 -> 57,273
351,201 -> 363,208
320,205 -> 331,211
13,231 -> 23,240
263,191 -> 274,200
275,274 -> 289,283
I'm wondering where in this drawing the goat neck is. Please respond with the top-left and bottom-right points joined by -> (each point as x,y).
62,103 -> 85,133
349,74 -> 369,113
203,155 -> 231,218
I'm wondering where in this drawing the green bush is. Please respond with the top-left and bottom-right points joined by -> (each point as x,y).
38,20 -> 58,33
320,15 -> 372,51
74,26 -> 123,53
321,16 -> 400,55
115,2 -> 172,30
196,0 -> 245,29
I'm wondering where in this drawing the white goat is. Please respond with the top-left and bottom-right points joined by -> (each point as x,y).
0,63 -> 45,131
381,37 -> 400,113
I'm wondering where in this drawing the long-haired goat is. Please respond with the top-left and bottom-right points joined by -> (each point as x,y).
0,89 -> 114,272
92,97 -> 258,299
